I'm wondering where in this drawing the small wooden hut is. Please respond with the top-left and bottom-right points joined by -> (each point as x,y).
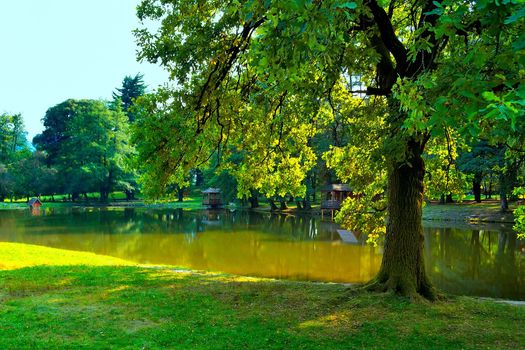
27,197 -> 42,209
320,184 -> 353,219
202,188 -> 222,208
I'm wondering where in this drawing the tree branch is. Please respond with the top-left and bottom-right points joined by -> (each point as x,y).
366,0 -> 408,73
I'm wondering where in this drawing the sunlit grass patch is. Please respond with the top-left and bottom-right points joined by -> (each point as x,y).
0,242 -> 133,270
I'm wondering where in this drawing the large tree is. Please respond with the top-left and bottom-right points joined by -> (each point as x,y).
457,141 -> 505,203
34,99 -> 131,201
133,0 -> 524,298
0,113 -> 30,164
112,73 -> 147,122
0,113 -> 31,201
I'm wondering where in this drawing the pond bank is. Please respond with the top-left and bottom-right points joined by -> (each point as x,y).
0,243 -> 523,349
422,201 -> 516,224
1,199 -> 519,225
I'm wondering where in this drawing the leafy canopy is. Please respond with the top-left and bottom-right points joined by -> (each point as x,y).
133,0 -> 524,220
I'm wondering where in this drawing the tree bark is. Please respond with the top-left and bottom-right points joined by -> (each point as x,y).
249,190 -> 259,208
302,197 -> 312,210
125,190 -> 135,201
269,199 -> 278,211
372,141 -> 435,299
99,190 -> 108,202
473,173 -> 482,203
500,193 -> 508,212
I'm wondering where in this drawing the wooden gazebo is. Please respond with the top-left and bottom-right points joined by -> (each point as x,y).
320,184 -> 353,219
202,188 -> 222,208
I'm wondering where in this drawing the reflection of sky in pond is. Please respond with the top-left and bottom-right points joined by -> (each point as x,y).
0,207 -> 523,300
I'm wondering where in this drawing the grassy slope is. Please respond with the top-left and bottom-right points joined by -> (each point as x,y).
0,243 -> 524,349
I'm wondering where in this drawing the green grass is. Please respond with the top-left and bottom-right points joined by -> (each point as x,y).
0,243 -> 524,349
0,202 -> 26,210
148,196 -> 204,210
0,242 -> 133,270
423,201 -> 516,223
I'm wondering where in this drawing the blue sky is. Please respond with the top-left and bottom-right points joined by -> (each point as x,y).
0,0 -> 168,140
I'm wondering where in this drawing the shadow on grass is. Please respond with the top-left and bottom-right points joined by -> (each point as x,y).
0,265 -> 524,349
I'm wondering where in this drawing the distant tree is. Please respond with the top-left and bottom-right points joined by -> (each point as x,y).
34,99 -> 131,201
0,164 -> 13,202
423,135 -> 470,204
112,73 -> 146,122
0,113 -> 32,201
0,113 -> 30,164
458,142 -> 505,203
33,100 -> 77,166
11,152 -> 57,200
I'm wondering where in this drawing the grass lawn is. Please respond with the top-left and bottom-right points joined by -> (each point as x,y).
0,243 -> 524,349
423,201 -> 516,223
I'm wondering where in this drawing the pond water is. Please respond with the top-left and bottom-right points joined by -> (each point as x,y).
0,207 -> 523,300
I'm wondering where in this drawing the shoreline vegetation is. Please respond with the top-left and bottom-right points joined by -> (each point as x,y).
1,198 -> 518,224
0,242 -> 524,349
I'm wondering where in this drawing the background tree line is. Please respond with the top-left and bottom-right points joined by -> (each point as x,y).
1,71 -> 523,208
0,74 -> 145,202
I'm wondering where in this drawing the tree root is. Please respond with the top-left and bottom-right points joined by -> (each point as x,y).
352,277 -> 443,302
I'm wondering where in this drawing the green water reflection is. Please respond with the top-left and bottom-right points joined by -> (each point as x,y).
0,208 -> 523,299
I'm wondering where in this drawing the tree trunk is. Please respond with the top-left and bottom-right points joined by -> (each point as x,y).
195,169 -> 204,187
473,173 -> 482,203
279,199 -> 287,210
269,199 -> 278,211
99,190 -> 108,202
249,190 -> 259,209
445,193 -> 453,203
125,190 -> 135,201
499,173 -> 509,212
302,197 -> 311,210
177,187 -> 184,202
500,193 -> 508,212
372,142 -> 435,300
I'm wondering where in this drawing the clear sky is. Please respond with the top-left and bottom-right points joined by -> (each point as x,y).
0,0 -> 168,141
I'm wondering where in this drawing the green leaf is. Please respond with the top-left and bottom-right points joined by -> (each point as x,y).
481,91 -> 499,102
336,2 -> 357,10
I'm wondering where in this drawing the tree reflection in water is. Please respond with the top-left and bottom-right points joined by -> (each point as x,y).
424,226 -> 523,300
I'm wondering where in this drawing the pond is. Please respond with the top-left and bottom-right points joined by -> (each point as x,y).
0,207 -> 523,300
